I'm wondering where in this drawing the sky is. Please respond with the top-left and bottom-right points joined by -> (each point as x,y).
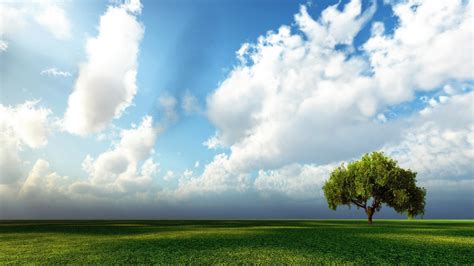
0,0 -> 473,219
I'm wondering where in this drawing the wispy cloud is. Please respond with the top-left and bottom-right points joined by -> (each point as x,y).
158,95 -> 179,123
182,91 -> 202,115
40,68 -> 71,77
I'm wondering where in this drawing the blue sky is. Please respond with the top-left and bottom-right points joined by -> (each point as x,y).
0,0 -> 473,219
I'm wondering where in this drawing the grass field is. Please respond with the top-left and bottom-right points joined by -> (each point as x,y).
0,220 -> 473,264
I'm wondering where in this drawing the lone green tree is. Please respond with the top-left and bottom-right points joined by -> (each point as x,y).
323,152 -> 426,224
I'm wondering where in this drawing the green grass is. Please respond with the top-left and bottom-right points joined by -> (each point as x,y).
0,220 -> 473,264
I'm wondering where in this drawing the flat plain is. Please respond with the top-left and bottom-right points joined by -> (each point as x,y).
0,220 -> 473,264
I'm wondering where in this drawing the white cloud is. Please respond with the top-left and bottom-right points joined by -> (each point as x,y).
203,133 -> 222,150
158,95 -> 178,123
0,4 -> 28,37
443,84 -> 457,95
167,0 -> 474,201
173,154 -> 250,199
0,100 -> 160,210
63,1 -> 144,135
20,159 -> 69,199
419,179 -> 474,195
253,91 -> 474,201
247,93 -> 473,201
0,130 -> 23,185
182,91 -> 201,115
0,2 -> 71,41
40,68 -> 71,77
0,40 -> 7,52
163,170 -> 174,181
122,0 -> 142,14
64,0 -> 474,204
1,0 -> 472,216
207,3 -> 384,171
0,100 -> 51,149
35,4 -> 71,40
384,92 -> 474,180
184,169 -> 193,177
0,101 -> 52,184
377,113 -> 387,123
205,0 -> 473,174
70,116 -> 158,196
364,0 -> 473,104
255,163 -> 336,200
318,0 -> 376,45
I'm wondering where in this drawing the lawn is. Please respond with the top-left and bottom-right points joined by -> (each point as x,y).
0,220 -> 472,264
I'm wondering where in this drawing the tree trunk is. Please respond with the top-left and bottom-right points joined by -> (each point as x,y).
366,207 -> 374,224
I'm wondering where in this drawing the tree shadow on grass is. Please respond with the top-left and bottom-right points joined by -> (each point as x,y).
0,220 -> 472,236
0,220 -> 355,235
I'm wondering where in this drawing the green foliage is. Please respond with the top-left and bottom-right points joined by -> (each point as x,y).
323,152 -> 426,220
0,220 -> 472,264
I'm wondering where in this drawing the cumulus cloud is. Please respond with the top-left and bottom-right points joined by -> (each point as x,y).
173,154 -> 250,199
205,0 -> 473,174
62,0 -> 474,205
63,1 -> 144,135
40,68 -> 71,77
384,92 -> 474,181
364,0 -> 473,104
254,90 -> 474,201
20,159 -> 69,199
0,101 -> 51,148
70,116 -> 158,197
207,3 -> 383,170
173,0 -> 474,200
0,101 -> 52,184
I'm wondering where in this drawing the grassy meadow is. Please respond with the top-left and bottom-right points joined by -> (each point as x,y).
0,220 -> 473,264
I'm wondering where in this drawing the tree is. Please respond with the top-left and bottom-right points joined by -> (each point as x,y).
322,152 -> 426,224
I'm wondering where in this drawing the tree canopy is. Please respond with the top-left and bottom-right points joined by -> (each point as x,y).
323,152 -> 426,224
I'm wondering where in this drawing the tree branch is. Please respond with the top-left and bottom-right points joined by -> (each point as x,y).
356,198 -> 367,208
351,199 -> 366,209
372,197 -> 381,209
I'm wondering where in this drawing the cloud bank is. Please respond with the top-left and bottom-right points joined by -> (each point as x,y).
1,0 -> 473,219
189,0 -> 474,201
